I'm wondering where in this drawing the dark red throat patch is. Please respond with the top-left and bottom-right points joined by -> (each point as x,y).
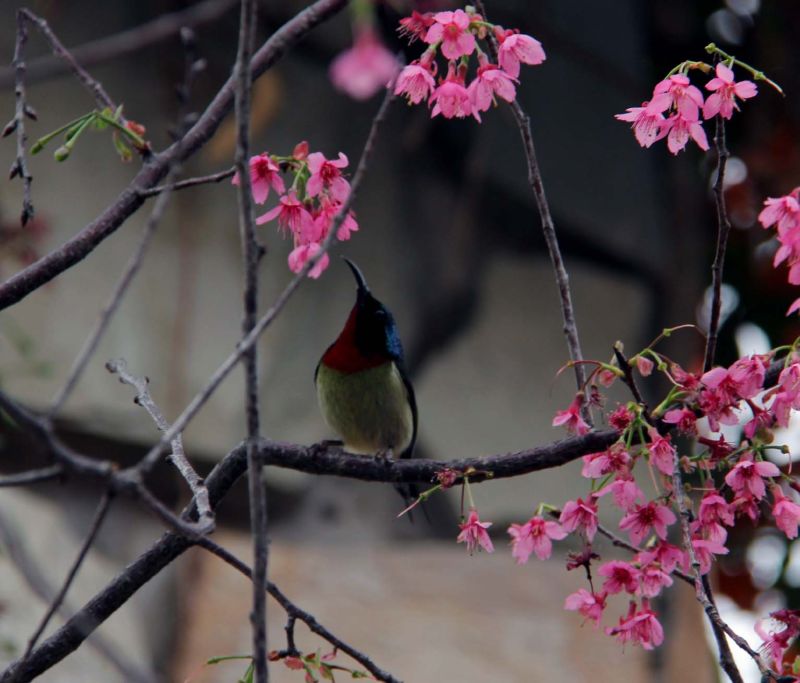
321,306 -> 390,373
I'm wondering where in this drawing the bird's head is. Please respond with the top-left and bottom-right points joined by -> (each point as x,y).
342,258 -> 404,361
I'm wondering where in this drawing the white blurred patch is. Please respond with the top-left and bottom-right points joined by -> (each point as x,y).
697,284 -> 740,334
746,532 -> 787,589
707,9 -> 745,44
726,0 -> 760,16
734,322 -> 771,357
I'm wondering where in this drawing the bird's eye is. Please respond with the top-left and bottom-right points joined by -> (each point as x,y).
374,309 -> 387,319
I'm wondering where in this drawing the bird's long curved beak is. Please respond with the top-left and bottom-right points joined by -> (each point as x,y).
342,257 -> 370,294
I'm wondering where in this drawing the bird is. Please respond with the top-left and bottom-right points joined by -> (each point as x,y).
315,258 -> 418,511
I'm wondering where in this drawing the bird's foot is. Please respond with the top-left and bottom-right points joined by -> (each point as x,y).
376,448 -> 395,464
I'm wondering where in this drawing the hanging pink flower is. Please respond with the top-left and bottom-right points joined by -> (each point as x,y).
288,242 -> 329,279
703,63 -> 757,120
394,62 -> 437,105
496,30 -> 546,79
468,64 -> 518,113
598,560 -> 641,595
457,508 -> 494,554
662,111 -> 709,155
330,28 -> 399,101
619,502 -> 676,546
564,589 -> 606,626
559,496 -> 599,541
256,191 -> 318,243
646,428 -> 675,476
724,454 -> 780,500
430,73 -> 475,121
306,152 -> 350,202
507,515 -> 567,563
615,102 -> 666,149
232,153 -> 285,204
772,486 -> 800,539
552,394 -> 590,435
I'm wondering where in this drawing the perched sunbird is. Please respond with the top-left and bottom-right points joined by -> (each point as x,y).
315,258 -> 418,508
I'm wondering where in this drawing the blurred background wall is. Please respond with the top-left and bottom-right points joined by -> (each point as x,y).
1,0 -> 799,680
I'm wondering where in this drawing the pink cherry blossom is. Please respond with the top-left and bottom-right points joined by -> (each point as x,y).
330,28 -> 399,101
457,508 -> 494,554
703,63 -> 757,120
755,610 -> 800,671
759,191 -> 800,232
698,491 -> 735,528
597,477 -> 644,511
619,501 -> 676,546
638,563 -> 673,598
306,152 -> 350,202
232,153 -> 285,205
468,64 -> 518,113
313,198 -> 358,242
559,496 -> 598,541
772,486 -> 800,539
615,103 -> 666,149
507,515 -> 567,563
552,394 -> 590,435
661,111 -> 710,155
394,62 -> 436,105
496,31 -> 545,79
257,191 -> 318,243
637,541 -> 685,573
692,538 -> 729,575
662,407 -> 697,433
651,74 -> 705,118
608,405 -> 634,430
581,443 -> 631,479
430,74 -> 475,121
606,601 -> 664,650
288,242 -> 329,279
564,589 -> 606,626
598,560 -> 640,595
423,10 -> 476,60
724,454 -> 780,500
397,11 -> 434,44
646,428 -> 675,476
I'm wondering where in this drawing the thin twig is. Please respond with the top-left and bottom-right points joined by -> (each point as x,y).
15,491 -> 113,676
18,9 -> 117,115
196,538 -> 403,683
613,343 -> 651,421
134,79 -> 396,475
703,114 -> 732,372
671,447 -> 761,681
105,358 -> 214,527
475,0 -> 588,421
9,10 -> 34,226
48,171 -> 179,417
0,465 -> 63,487
0,0 -> 238,88
138,166 -> 235,197
232,0 -> 269,678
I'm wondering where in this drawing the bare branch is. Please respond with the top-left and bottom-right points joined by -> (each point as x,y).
0,0 -> 239,89
0,0 -> 350,312
703,114 -> 732,372
9,10 -> 34,226
105,358 -> 214,527
138,166 -> 235,198
0,465 -> 63,487
16,491 -> 113,674
196,538 -> 403,683
17,9 -> 117,114
232,0 -> 269,677
474,0 -> 588,420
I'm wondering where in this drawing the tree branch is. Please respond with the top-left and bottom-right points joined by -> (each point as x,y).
196,538 -> 403,683
703,114 -> 731,372
475,0 -> 589,419
8,10 -> 34,226
0,465 -> 63,487
138,166 -> 235,198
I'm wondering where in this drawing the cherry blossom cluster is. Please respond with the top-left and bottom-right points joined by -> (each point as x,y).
232,141 -> 358,278
453,343 -> 800,666
393,8 -> 545,121
535,348 -> 800,660
759,186 -> 800,315
616,60 -> 757,155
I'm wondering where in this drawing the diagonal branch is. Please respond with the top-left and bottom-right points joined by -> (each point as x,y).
196,538 -> 403,683
475,0 -> 588,419
703,114 -> 732,372
105,358 -> 214,527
